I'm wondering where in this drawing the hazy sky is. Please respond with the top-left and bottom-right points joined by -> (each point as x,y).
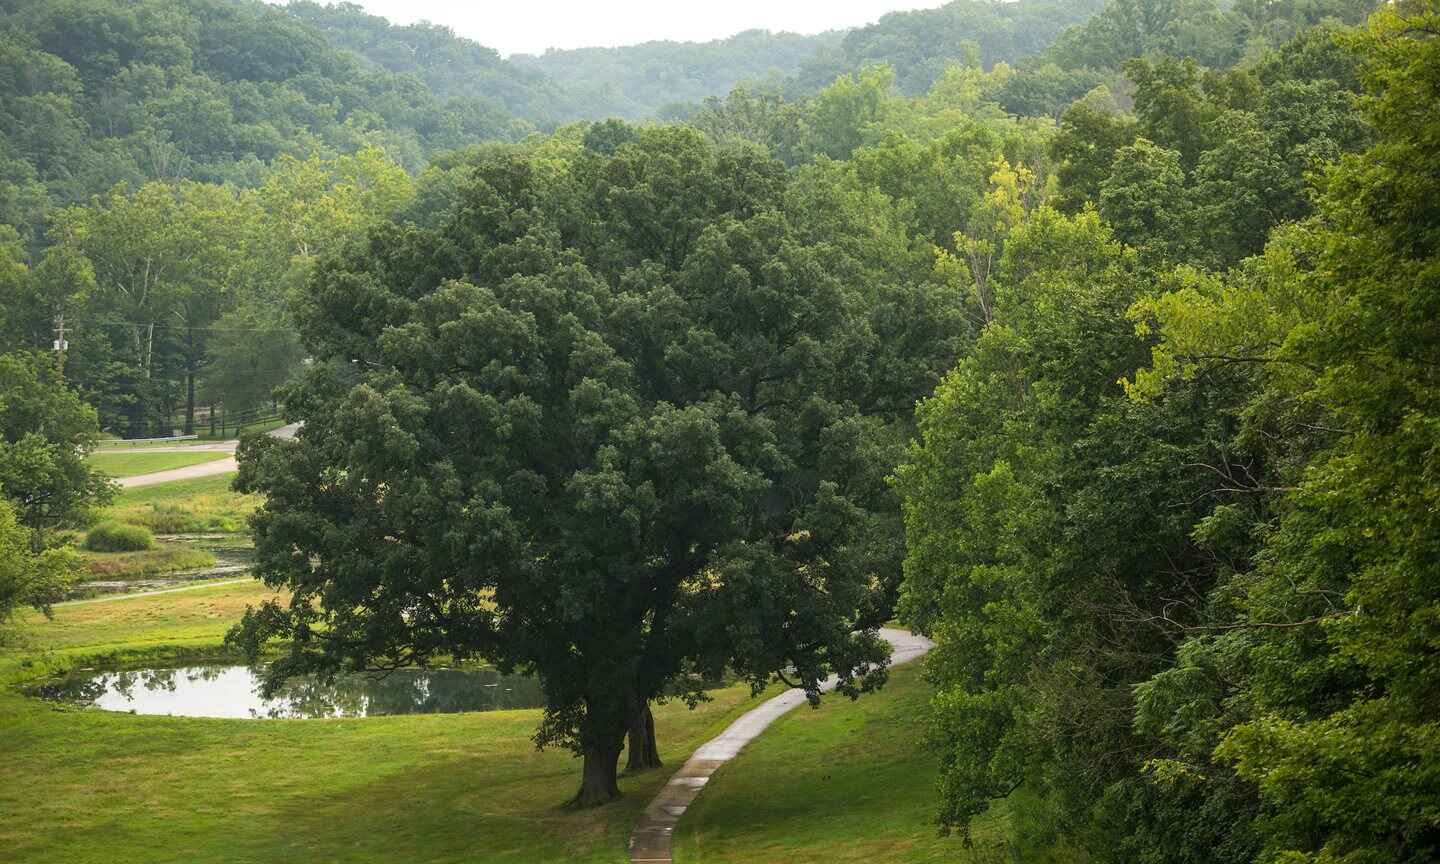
317,1 -> 949,57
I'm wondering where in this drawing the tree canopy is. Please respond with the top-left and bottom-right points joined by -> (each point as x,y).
896,4 -> 1438,862
228,126 -> 964,804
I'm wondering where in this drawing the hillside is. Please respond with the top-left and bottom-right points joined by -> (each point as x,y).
281,0 -> 574,124
791,0 -> 1109,95
0,0 -> 533,247
509,28 -> 843,120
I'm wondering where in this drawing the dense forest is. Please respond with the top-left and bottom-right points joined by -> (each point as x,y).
0,0 -> 1108,439
3,0 -> 1437,862
509,28 -> 842,121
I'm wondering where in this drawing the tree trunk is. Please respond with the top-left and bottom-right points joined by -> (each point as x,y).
183,328 -> 196,436
625,703 -> 663,774
568,745 -> 622,808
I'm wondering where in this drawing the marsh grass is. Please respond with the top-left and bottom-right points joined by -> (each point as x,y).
77,542 -> 216,579
104,474 -> 261,533
82,521 -> 154,552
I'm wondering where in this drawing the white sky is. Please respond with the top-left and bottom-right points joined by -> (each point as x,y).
306,1 -> 950,57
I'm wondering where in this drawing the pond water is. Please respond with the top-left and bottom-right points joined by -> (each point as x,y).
30,664 -> 545,719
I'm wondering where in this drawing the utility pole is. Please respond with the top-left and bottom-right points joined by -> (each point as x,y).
52,312 -> 69,378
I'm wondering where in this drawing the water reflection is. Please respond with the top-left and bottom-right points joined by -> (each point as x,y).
31,664 -> 545,719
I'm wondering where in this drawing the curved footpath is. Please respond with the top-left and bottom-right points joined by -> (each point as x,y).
115,423 -> 301,488
628,627 -> 934,863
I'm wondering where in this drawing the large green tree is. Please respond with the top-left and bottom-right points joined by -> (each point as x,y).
0,351 -> 113,545
0,495 -> 80,633
230,129 -> 957,805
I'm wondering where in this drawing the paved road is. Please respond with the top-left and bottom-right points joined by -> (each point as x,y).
116,423 -> 301,488
628,627 -> 934,863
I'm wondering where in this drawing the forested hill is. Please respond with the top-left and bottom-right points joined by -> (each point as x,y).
0,0 -> 1105,249
508,29 -> 843,121
279,0 -> 573,123
502,0 -> 1109,117
0,0 -> 541,248
790,0 -> 1109,95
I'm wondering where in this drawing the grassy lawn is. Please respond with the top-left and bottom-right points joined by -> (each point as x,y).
90,450 -> 231,478
103,473 -> 261,533
674,662 -> 1012,864
77,541 -> 216,580
0,581 -> 773,864
5,466 -> 993,864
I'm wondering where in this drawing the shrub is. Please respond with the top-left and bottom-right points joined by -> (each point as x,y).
83,521 -> 154,552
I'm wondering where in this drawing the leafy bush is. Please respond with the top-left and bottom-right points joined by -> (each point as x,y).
83,521 -> 154,552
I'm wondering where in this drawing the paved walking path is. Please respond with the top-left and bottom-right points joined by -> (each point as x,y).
628,627 -> 934,863
116,423 -> 301,488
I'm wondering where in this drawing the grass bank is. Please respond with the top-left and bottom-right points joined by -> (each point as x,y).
674,662 -> 1012,863
77,541 -> 216,580
0,581 -> 772,864
102,473 -> 261,533
89,450 -> 231,479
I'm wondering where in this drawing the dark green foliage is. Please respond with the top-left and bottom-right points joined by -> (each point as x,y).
1097,137 -> 1186,262
0,349 -> 100,621
82,520 -> 153,552
984,62 -> 1110,119
0,495 -> 79,624
582,119 -> 638,156
0,351 -> 113,538
283,0 -> 562,128
228,127 -> 963,804
900,4 -> 1439,863
512,29 -> 840,121
0,0 -> 524,250
1050,91 -> 1137,212
1050,25 -> 1372,269
684,85 -> 811,166
792,0 -> 1109,96
1046,0 -> 1375,72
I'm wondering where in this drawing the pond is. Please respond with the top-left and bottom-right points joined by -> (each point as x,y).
30,664 -> 546,719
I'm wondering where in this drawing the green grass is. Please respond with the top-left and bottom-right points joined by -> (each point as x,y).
77,541 -> 216,579
0,581 -> 775,864
4,580 -> 281,656
674,662 -> 1013,864
89,450 -> 231,478
83,521 -> 154,552
103,473 -> 261,533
